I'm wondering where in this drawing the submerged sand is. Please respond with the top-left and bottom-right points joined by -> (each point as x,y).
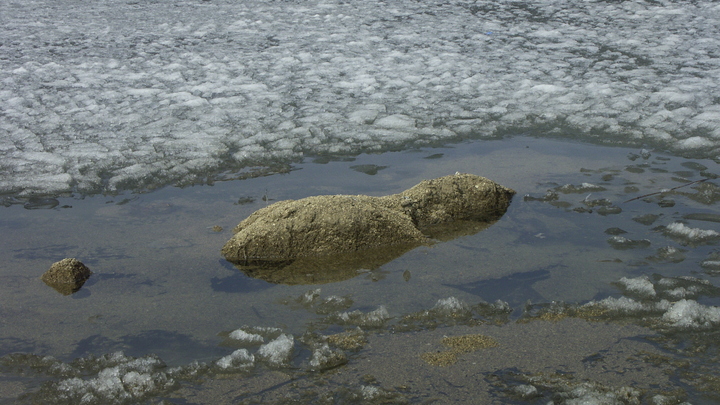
170,319 -> 670,404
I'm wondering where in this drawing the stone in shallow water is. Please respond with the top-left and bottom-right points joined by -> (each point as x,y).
41,258 -> 92,295
221,173 -> 515,284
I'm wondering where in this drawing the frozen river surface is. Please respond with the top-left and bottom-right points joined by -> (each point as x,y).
2,0 -> 720,196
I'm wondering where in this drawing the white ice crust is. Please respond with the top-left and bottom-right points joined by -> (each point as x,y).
257,333 -> 295,365
228,329 -> 265,344
664,222 -> 720,241
216,348 -> 255,370
617,276 -> 656,298
2,0 -> 720,195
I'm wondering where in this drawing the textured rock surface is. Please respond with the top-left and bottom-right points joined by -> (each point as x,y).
394,173 -> 517,227
221,173 -> 515,284
41,258 -> 93,295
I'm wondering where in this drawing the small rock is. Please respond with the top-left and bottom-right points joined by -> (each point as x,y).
41,258 -> 92,295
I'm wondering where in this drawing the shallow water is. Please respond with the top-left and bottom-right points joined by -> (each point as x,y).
2,136 -> 720,404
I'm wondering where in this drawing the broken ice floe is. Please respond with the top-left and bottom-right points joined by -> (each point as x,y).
525,275 -> 720,331
308,343 -> 348,371
257,333 -> 295,366
227,329 -> 264,344
282,288 -> 354,315
493,371 -> 683,405
646,245 -> 686,264
19,352 -> 177,405
662,222 -> 720,245
221,325 -> 283,347
396,297 -> 512,332
701,252 -> 720,275
661,299 -> 720,329
615,276 -> 657,298
524,183 -> 622,215
607,235 -> 652,250
557,183 -> 606,194
215,349 -> 255,371
326,306 -> 391,328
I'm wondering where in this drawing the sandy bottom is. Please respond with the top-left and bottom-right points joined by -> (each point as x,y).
1,135 -> 719,403
171,319 -> 670,404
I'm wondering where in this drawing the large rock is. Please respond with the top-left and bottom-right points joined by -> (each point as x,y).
221,173 -> 515,284
41,258 -> 92,295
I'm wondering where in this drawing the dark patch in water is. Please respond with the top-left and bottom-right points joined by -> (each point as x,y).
349,164 -> 388,175
71,289 -> 92,299
70,330 -> 224,366
445,268 -> 551,307
0,337 -> 45,358
13,245 -> 130,262
424,153 -> 444,159
69,334 -> 114,360
211,260 -> 275,293
684,213 -> 720,223
23,197 -> 60,210
75,272 -> 152,291
235,196 -> 256,205
115,196 -> 139,205
88,247 -> 132,261
13,244 -> 79,260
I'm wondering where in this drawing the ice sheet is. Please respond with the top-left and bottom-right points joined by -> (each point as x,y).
2,0 -> 720,196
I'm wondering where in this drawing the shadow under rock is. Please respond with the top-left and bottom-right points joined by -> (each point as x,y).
211,260 -> 276,293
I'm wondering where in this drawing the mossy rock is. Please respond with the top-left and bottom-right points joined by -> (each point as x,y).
41,258 -> 92,295
394,172 -> 517,227
222,173 -> 515,284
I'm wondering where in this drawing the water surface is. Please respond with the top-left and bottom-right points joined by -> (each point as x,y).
2,136 -> 720,403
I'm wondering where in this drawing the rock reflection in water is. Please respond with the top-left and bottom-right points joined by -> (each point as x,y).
231,219 -> 498,285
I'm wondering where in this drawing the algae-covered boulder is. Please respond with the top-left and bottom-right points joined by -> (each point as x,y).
222,173 -> 515,284
394,173 -> 516,227
41,258 -> 93,295
222,195 -> 426,264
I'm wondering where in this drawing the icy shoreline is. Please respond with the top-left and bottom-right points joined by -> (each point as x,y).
2,0 -> 720,196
